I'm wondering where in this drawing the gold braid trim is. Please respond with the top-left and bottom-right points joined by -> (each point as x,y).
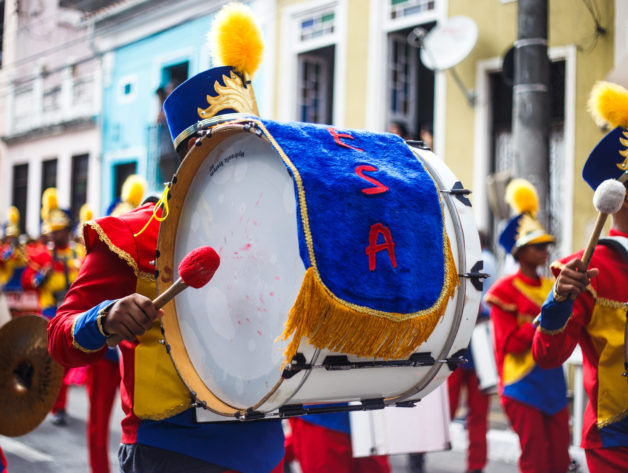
484,293 -> 517,313
596,297 -> 627,309
70,315 -> 105,353
86,221 -> 139,276
534,314 -> 572,335
86,221 -> 155,281
597,407 -> 628,429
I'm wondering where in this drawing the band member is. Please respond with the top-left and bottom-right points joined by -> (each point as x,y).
287,412 -> 390,473
23,188 -> 84,426
533,81 -> 628,472
485,179 -> 571,473
48,4 -> 284,472
0,206 -> 26,294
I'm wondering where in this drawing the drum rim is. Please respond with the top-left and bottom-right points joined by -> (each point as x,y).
383,147 -> 471,405
158,121 -> 296,417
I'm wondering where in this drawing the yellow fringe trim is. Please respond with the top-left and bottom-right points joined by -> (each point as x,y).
280,237 -> 459,363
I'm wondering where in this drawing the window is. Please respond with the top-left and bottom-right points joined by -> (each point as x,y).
161,61 -> 189,93
389,0 -> 436,20
41,158 -> 57,196
297,46 -> 334,124
12,164 -> 28,235
71,154 -> 89,225
386,26 -> 434,139
299,11 -> 335,41
113,162 -> 137,204
117,75 -> 138,103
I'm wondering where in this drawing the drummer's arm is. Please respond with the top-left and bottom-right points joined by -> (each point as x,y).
532,279 -> 592,369
47,238 -> 137,367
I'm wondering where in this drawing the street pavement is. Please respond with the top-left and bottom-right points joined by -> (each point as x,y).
1,386 -> 586,473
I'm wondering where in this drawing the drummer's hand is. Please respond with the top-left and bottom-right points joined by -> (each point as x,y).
103,294 -> 163,341
554,258 -> 598,301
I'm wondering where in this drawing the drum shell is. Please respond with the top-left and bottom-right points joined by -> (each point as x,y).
158,123 -> 482,418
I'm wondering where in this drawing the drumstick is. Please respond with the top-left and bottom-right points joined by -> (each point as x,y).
106,246 -> 220,346
581,179 -> 625,269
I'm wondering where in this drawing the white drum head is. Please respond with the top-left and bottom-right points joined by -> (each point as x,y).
173,132 -> 305,409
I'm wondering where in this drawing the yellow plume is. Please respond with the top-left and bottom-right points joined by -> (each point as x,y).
505,178 -> 538,216
79,203 -> 94,224
588,81 -> 628,129
41,187 -> 59,221
7,206 -> 19,225
121,175 -> 147,208
210,2 -> 264,78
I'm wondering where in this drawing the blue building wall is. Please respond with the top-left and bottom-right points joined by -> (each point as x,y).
100,5 -> 269,216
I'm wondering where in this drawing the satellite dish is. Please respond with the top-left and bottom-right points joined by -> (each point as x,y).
420,16 -> 478,71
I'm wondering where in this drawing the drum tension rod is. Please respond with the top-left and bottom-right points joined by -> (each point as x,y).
458,260 -> 489,291
445,349 -> 468,372
278,399 -> 386,419
282,353 -> 436,379
440,181 -> 472,206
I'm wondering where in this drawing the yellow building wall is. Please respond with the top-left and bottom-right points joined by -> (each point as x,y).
449,0 -> 615,252
345,0 -> 370,128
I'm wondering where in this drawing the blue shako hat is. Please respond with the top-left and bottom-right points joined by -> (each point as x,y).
163,66 -> 259,151
584,81 -> 628,189
162,2 -> 264,152
583,126 -> 628,190
498,178 -> 554,256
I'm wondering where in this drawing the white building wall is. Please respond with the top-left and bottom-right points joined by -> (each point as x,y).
3,129 -> 100,237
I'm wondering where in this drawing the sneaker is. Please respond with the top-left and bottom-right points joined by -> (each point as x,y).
51,410 -> 67,426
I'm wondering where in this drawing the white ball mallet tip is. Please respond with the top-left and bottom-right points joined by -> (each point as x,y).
593,179 -> 626,214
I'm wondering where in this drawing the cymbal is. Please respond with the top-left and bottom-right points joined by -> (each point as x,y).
0,314 -> 64,437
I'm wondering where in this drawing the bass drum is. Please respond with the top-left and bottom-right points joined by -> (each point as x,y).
157,119 -> 482,420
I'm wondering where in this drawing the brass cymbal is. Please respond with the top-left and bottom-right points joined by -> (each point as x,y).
0,314 -> 64,437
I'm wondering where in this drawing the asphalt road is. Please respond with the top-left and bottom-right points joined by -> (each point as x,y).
0,386 -> 549,473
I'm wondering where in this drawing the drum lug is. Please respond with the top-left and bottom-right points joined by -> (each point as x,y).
279,404 -> 307,418
394,401 -> 418,408
241,409 -> 265,421
445,349 -> 468,371
441,181 -> 472,206
282,353 -> 311,379
459,260 -> 489,291
360,398 -> 385,410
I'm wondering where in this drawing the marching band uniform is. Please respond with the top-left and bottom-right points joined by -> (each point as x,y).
533,81 -> 628,472
288,413 -> 390,473
485,179 -> 571,473
48,4 -> 284,472
0,207 -> 26,293
23,188 -> 83,425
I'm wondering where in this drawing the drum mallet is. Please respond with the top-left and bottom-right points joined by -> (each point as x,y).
580,179 -> 626,270
106,246 -> 220,346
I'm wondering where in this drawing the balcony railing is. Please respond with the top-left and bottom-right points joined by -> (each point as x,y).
7,65 -> 100,137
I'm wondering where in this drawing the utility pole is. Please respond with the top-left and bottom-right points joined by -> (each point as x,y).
513,0 -> 550,225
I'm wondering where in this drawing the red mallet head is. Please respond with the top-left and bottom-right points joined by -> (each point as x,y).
178,246 -> 221,289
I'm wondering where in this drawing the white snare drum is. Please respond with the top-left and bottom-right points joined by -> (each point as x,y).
470,319 -> 498,393
157,120 -> 482,420
350,383 -> 451,456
